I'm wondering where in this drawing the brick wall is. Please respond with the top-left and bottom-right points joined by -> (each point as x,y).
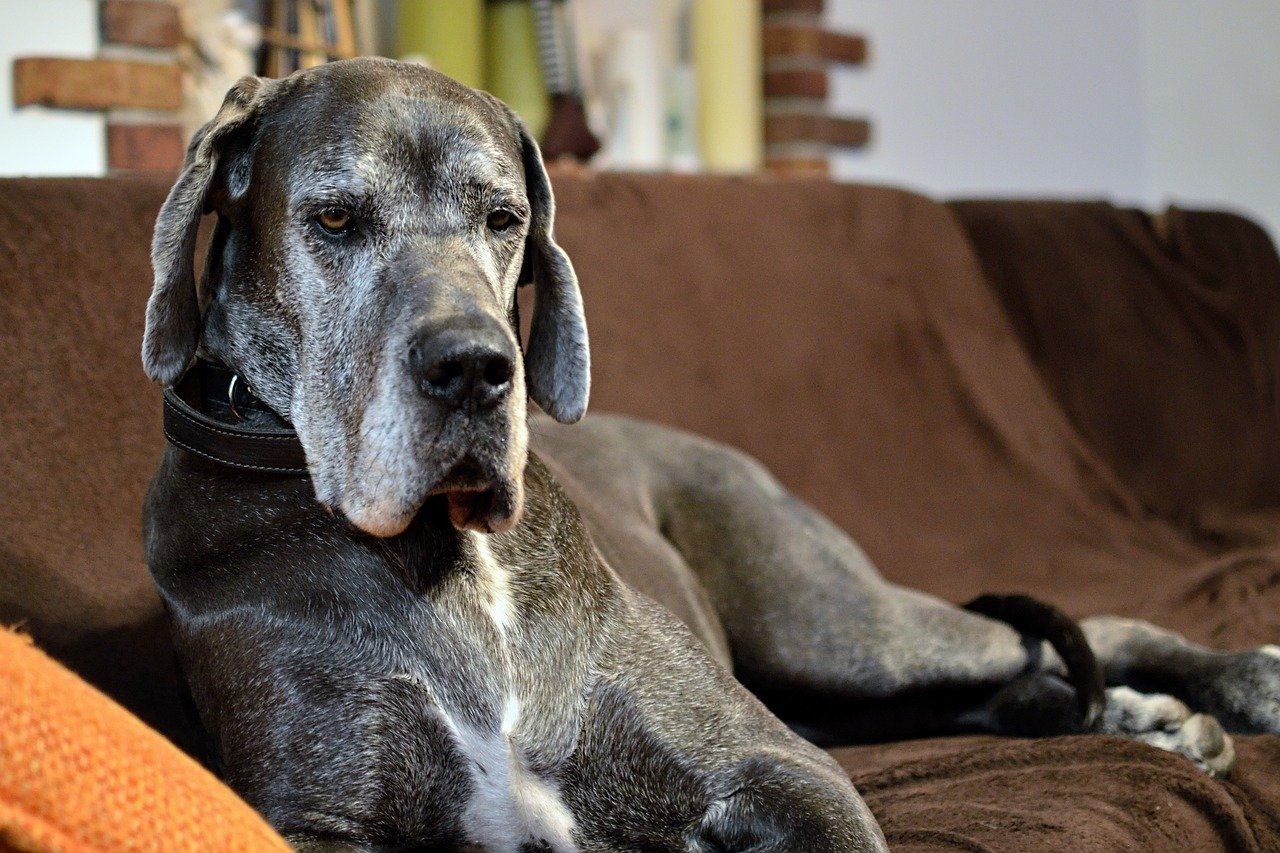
12,1 -> 185,173
762,0 -> 871,176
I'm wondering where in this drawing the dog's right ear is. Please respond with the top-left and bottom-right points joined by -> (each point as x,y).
143,76 -> 272,385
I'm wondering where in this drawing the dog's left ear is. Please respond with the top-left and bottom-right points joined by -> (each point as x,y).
514,120 -> 590,424
143,75 -> 272,385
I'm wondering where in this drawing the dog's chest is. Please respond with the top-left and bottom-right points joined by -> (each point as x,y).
390,532 -> 582,852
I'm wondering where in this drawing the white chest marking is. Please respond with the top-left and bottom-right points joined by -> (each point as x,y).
448,533 -> 578,852
470,531 -> 515,640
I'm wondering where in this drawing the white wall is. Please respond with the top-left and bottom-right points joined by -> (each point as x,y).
1140,1 -> 1280,241
828,0 -> 1280,241
827,1 -> 1146,200
0,0 -> 105,177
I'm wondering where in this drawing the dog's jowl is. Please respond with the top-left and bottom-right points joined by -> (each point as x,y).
142,58 -> 1280,852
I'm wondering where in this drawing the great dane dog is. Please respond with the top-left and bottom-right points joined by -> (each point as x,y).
142,59 -> 1280,851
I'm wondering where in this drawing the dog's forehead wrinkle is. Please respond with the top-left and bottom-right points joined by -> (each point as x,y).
266,92 -> 514,206
348,81 -> 511,164
287,162 -> 370,202
367,94 -> 521,192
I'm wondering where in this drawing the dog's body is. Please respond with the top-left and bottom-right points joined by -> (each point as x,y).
147,425 -> 874,850
143,59 -> 1280,851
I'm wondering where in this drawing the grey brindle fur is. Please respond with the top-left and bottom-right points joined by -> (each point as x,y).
142,59 -> 1280,851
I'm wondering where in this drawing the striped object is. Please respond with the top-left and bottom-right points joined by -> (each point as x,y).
531,0 -> 568,95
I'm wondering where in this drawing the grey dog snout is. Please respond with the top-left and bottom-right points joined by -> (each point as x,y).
408,319 -> 516,412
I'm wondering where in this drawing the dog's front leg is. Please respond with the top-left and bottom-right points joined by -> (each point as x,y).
689,769 -> 888,853
570,597 -> 887,852
284,834 -> 376,852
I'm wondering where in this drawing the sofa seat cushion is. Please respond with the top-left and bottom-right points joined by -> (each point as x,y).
837,734 -> 1280,852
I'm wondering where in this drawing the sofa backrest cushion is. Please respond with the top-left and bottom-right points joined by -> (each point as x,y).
952,200 -> 1280,533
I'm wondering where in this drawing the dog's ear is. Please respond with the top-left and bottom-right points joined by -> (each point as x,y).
515,119 -> 590,424
143,75 -> 272,385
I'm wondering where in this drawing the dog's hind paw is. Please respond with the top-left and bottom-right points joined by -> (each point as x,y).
1098,686 -> 1235,778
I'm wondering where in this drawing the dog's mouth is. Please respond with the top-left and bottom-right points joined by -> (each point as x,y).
433,456 -> 523,534
445,487 -> 501,531
330,410 -> 527,539
333,452 -> 522,538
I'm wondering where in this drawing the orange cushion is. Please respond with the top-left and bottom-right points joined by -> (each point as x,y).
0,627 -> 289,853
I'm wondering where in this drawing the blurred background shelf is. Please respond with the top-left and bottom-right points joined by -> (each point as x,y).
4,1 -> 1278,245
5,0 -> 873,178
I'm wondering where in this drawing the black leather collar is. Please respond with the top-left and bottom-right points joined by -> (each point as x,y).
162,360 -> 309,476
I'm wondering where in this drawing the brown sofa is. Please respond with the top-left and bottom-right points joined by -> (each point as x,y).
1,174 -> 1278,851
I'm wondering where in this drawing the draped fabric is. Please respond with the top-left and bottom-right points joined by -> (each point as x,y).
1,175 -> 1277,850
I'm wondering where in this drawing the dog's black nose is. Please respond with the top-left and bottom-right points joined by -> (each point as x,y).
408,324 -> 515,412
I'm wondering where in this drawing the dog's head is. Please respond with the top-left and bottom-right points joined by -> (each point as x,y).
143,58 -> 588,537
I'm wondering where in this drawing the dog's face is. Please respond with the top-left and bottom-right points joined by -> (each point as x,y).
142,59 -> 589,537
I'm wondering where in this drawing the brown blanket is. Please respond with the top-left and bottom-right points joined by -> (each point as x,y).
951,201 -> 1280,537
950,200 -> 1280,651
0,176 -> 1277,850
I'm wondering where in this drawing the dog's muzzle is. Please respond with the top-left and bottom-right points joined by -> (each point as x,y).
405,315 -> 524,533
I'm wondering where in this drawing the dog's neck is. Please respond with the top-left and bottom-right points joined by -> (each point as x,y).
196,360 -> 290,430
163,359 -> 308,476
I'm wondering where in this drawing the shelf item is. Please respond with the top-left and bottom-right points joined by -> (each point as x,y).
486,0 -> 552,139
693,0 -> 763,173
396,0 -> 484,89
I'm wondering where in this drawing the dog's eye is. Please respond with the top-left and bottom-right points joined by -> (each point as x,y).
487,209 -> 517,233
316,207 -> 354,234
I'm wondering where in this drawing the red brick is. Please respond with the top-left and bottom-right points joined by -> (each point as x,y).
765,114 -> 872,148
107,123 -> 185,171
101,1 -> 181,49
764,68 -> 829,99
763,24 -> 869,65
13,57 -> 182,111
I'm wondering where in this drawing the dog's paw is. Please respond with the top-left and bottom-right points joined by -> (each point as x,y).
1098,686 -> 1235,778
1195,645 -> 1280,734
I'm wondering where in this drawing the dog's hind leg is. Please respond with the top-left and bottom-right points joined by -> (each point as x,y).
641,432 -> 1066,708
1079,616 -> 1280,735
638,428 -> 1245,772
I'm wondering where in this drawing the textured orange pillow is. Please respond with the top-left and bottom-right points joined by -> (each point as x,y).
0,627 -> 289,853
